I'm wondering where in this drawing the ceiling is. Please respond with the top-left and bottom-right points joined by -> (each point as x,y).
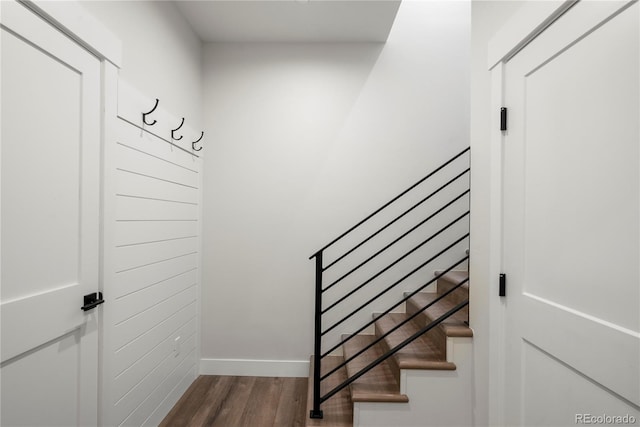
173,0 -> 402,43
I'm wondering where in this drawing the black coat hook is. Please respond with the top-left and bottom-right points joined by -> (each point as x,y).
142,98 -> 159,126
192,131 -> 204,152
171,118 -> 184,141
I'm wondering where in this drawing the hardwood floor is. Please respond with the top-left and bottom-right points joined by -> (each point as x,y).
160,376 -> 308,427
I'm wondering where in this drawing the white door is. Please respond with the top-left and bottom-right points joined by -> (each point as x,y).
502,1 -> 640,425
1,1 -> 102,426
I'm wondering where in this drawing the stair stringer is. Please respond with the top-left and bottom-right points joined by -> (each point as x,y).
352,336 -> 473,427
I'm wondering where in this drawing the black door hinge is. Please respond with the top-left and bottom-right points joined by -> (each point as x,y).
500,107 -> 508,131
499,274 -> 506,297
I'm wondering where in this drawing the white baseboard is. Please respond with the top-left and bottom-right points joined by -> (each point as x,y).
200,358 -> 310,378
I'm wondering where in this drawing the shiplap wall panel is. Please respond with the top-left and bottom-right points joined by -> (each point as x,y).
116,197 -> 198,221
115,237 -> 198,273
113,307 -> 197,377
113,285 -> 197,349
104,80 -> 201,427
115,144 -> 199,189
116,170 -> 199,205
113,269 -> 198,325
114,321 -> 198,403
113,253 -> 198,298
115,344 -> 196,424
116,123 -> 200,175
115,221 -> 198,247
121,348 -> 197,427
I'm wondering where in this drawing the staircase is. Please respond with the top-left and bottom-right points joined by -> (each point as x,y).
305,148 -> 472,427
305,270 -> 472,427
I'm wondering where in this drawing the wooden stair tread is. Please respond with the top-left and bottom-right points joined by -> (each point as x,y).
375,313 -> 456,370
435,270 -> 469,285
342,334 -> 408,403
305,355 -> 353,427
408,293 -> 473,337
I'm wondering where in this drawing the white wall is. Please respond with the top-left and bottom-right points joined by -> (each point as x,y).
201,0 -> 471,376
469,1 -> 524,425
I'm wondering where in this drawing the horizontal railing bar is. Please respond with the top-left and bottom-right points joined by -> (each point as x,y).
322,168 -> 470,272
321,233 -> 469,336
321,275 -> 469,381
309,147 -> 471,259
320,299 -> 469,404
322,210 -> 470,312
320,256 -> 468,359
322,190 -> 470,294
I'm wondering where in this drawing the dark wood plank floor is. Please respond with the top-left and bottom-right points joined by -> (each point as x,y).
159,376 -> 308,427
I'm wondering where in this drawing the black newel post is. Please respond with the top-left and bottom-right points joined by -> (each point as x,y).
310,251 -> 324,419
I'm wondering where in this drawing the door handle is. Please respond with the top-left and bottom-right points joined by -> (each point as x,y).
81,292 -> 104,311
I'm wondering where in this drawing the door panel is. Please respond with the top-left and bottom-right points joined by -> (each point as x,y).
521,1 -> 638,330
1,1 -> 101,425
1,25 -> 81,304
522,341 -> 639,425
502,1 -> 640,424
1,331 -> 83,426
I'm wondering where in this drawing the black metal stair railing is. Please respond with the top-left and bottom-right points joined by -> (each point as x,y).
309,147 -> 471,419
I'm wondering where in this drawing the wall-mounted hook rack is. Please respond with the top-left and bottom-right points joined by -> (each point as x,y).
142,98 -> 159,126
192,131 -> 204,152
171,118 -> 184,141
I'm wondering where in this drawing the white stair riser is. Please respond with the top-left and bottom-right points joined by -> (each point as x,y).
353,337 -> 473,427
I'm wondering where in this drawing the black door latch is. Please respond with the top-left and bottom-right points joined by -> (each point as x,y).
81,292 -> 105,311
